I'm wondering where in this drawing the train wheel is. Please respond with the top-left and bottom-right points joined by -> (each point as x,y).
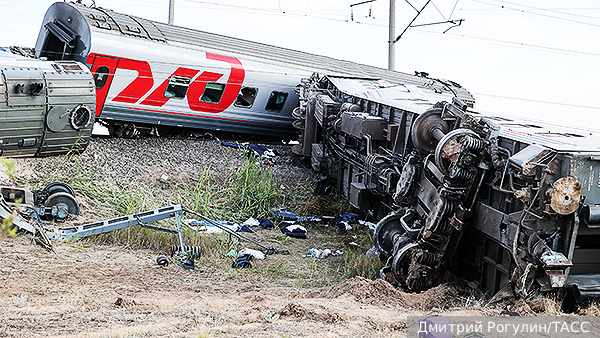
391,242 -> 419,288
42,181 -> 76,197
556,285 -> 581,313
373,212 -> 406,260
410,108 -> 449,153
108,123 -> 123,137
45,192 -> 80,215
434,129 -> 479,176
121,123 -> 137,138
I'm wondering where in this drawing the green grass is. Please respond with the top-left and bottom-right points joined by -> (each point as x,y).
13,148 -> 382,287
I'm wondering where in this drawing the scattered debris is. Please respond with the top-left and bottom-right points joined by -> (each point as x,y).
242,217 -> 260,227
358,220 -> 377,231
156,255 -> 169,266
307,248 -> 343,259
220,141 -> 277,164
183,207 -> 289,256
232,256 -> 252,269
332,213 -> 358,230
279,221 -> 307,239
258,217 -> 274,229
270,208 -> 320,222
239,248 -> 266,260
239,225 -> 254,233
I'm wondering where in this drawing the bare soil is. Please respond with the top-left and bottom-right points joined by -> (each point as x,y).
0,137 -> 497,337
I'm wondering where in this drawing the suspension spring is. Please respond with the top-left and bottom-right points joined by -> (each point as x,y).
450,166 -> 476,180
460,134 -> 486,153
415,250 -> 440,266
408,278 -> 426,292
171,245 -> 202,258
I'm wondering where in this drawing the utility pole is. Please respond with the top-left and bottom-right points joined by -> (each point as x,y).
388,0 -> 395,70
168,0 -> 175,25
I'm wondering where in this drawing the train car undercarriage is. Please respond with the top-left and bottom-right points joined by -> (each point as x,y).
295,73 -> 600,308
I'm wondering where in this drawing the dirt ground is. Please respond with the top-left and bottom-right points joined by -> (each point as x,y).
0,234 -> 491,338
0,138 -> 500,337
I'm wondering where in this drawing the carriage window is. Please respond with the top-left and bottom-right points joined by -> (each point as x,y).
200,82 -> 225,103
94,66 -> 110,89
235,87 -> 258,108
266,91 -> 288,111
164,76 -> 191,99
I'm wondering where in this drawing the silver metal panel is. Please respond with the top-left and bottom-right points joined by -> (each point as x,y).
1,67 -> 46,107
0,75 -> 5,104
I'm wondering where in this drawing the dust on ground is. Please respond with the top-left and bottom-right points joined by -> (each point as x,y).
1,137 -> 501,337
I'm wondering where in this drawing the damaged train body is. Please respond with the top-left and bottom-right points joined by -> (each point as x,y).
34,2 -> 471,140
296,73 -> 600,302
0,48 -> 94,157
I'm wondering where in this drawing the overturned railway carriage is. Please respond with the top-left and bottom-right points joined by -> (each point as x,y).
35,2 -> 471,140
0,49 -> 94,157
296,74 -> 600,301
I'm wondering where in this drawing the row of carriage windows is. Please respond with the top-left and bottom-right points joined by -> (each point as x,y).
164,75 -> 288,111
94,67 -> 288,112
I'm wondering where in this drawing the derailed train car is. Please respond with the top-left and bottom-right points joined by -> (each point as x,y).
0,48 -> 94,157
34,2 -> 471,140
295,73 -> 600,305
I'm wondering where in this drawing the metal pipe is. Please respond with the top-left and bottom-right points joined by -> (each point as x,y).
174,209 -> 185,250
388,0 -> 395,70
168,0 -> 175,25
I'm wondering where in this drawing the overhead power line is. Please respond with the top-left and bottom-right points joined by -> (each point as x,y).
486,0 -> 600,21
472,0 -> 600,28
474,92 -> 600,110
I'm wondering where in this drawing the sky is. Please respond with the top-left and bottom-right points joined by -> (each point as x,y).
1,0 -> 599,131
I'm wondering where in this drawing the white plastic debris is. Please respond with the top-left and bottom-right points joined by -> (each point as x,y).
243,217 -> 260,227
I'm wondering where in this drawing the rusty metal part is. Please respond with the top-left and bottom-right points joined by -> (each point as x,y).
551,176 -> 582,215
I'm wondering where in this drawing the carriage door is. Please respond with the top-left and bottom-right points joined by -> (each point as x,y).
88,54 -> 119,117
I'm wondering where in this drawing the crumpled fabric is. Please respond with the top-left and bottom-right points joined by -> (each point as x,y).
335,221 -> 352,230
279,221 -> 307,239
239,248 -> 266,260
239,225 -> 254,233
333,213 -> 358,230
232,256 -> 252,268
257,217 -> 274,229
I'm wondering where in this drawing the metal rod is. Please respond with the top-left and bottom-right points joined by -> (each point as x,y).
174,209 -> 185,250
168,0 -> 175,25
394,0 -> 431,43
182,207 -> 268,250
388,0 -> 395,70
350,0 -> 377,7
